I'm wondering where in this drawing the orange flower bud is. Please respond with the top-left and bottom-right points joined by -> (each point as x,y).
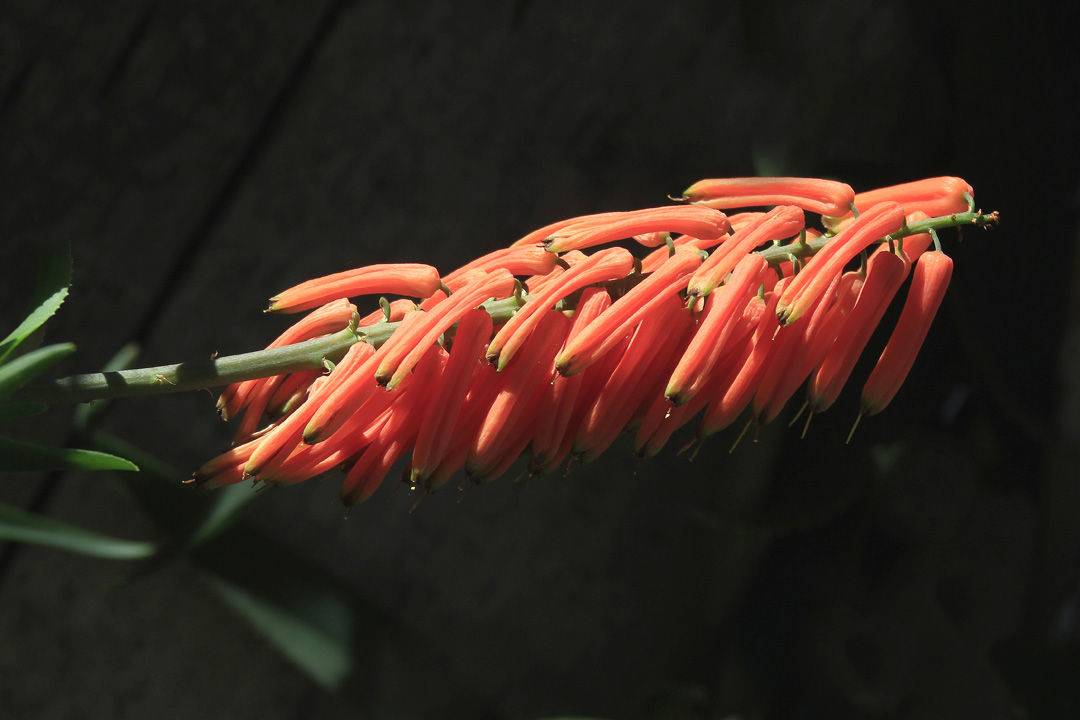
410,309 -> 493,484
267,263 -> 442,314
529,288 -> 611,472
806,249 -> 908,414
697,280 -> 786,438
468,310 -> 569,482
487,247 -> 634,370
683,176 -> 856,217
750,270 -> 843,425
375,269 -> 515,388
340,345 -> 446,505
686,205 -> 804,298
509,211 -> 626,247
666,253 -> 769,406
555,248 -> 703,376
576,292 -> 691,463
776,201 -> 906,326
860,251 -> 953,416
442,245 -> 560,288
824,176 -> 973,232
543,205 -> 730,253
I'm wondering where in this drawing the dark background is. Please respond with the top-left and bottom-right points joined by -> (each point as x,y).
1,1 -> 1078,718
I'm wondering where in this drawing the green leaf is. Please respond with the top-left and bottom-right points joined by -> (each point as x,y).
0,435 -> 138,473
0,502 -> 155,559
0,239 -> 72,364
187,482 -> 263,548
0,401 -> 48,419
204,572 -> 351,690
90,432 -> 400,697
0,342 -> 76,400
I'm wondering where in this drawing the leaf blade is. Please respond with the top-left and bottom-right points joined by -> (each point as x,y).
0,435 -> 139,473
0,239 -> 72,363
0,342 -> 76,400
0,502 -> 156,559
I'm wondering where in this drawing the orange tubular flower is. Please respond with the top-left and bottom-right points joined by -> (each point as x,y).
409,309 -> 493,484
555,249 -> 703,376
375,269 -> 516,388
750,271 -> 843,425
197,174 -> 981,504
468,310 -> 569,482
823,176 -> 973,232
509,211 -> 627,248
441,245 -> 559,288
267,263 -> 442,314
666,252 -> 769,406
486,247 -> 634,370
543,205 -> 730,253
575,292 -> 689,463
806,249 -> 909,414
776,201 -> 906,326
860,251 -> 953,416
683,176 -> 856,217
686,205 -> 804,298
696,280 -> 786,439
529,288 -> 611,470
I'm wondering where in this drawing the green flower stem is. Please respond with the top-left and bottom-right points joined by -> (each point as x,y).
756,209 -> 998,267
14,328 -> 361,405
14,296 -> 527,405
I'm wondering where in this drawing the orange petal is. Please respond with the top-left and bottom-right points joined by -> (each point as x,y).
807,250 -> 909,413
555,249 -> 703,376
824,176 -> 972,232
683,177 -> 855,217
376,269 -> 515,388
543,205 -> 729,253
467,310 -> 570,482
686,205 -> 804,298
777,201 -> 905,325
861,251 -> 953,416
410,309 -> 494,482
666,252 -> 769,406
268,264 -> 442,314
487,247 -> 634,370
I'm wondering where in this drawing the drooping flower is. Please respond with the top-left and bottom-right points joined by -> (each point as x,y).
194,175 -> 992,506
859,250 -> 954,418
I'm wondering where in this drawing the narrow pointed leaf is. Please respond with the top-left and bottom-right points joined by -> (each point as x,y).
203,572 -> 351,690
0,239 -> 72,363
0,502 -> 155,559
0,342 -> 76,400
0,435 -> 138,472
187,483 -> 263,548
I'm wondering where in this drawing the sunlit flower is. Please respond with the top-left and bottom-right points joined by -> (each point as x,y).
194,175 -> 988,506
859,250 -> 954,418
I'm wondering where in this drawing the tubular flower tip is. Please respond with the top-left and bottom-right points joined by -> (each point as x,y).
198,175 -> 990,505
860,251 -> 954,417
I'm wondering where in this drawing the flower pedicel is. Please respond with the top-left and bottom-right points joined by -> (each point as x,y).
193,175 -> 996,506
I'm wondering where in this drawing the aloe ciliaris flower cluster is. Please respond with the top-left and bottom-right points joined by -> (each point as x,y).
194,176 -> 986,506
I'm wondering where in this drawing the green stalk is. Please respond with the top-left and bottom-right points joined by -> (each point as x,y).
13,296 -> 527,405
